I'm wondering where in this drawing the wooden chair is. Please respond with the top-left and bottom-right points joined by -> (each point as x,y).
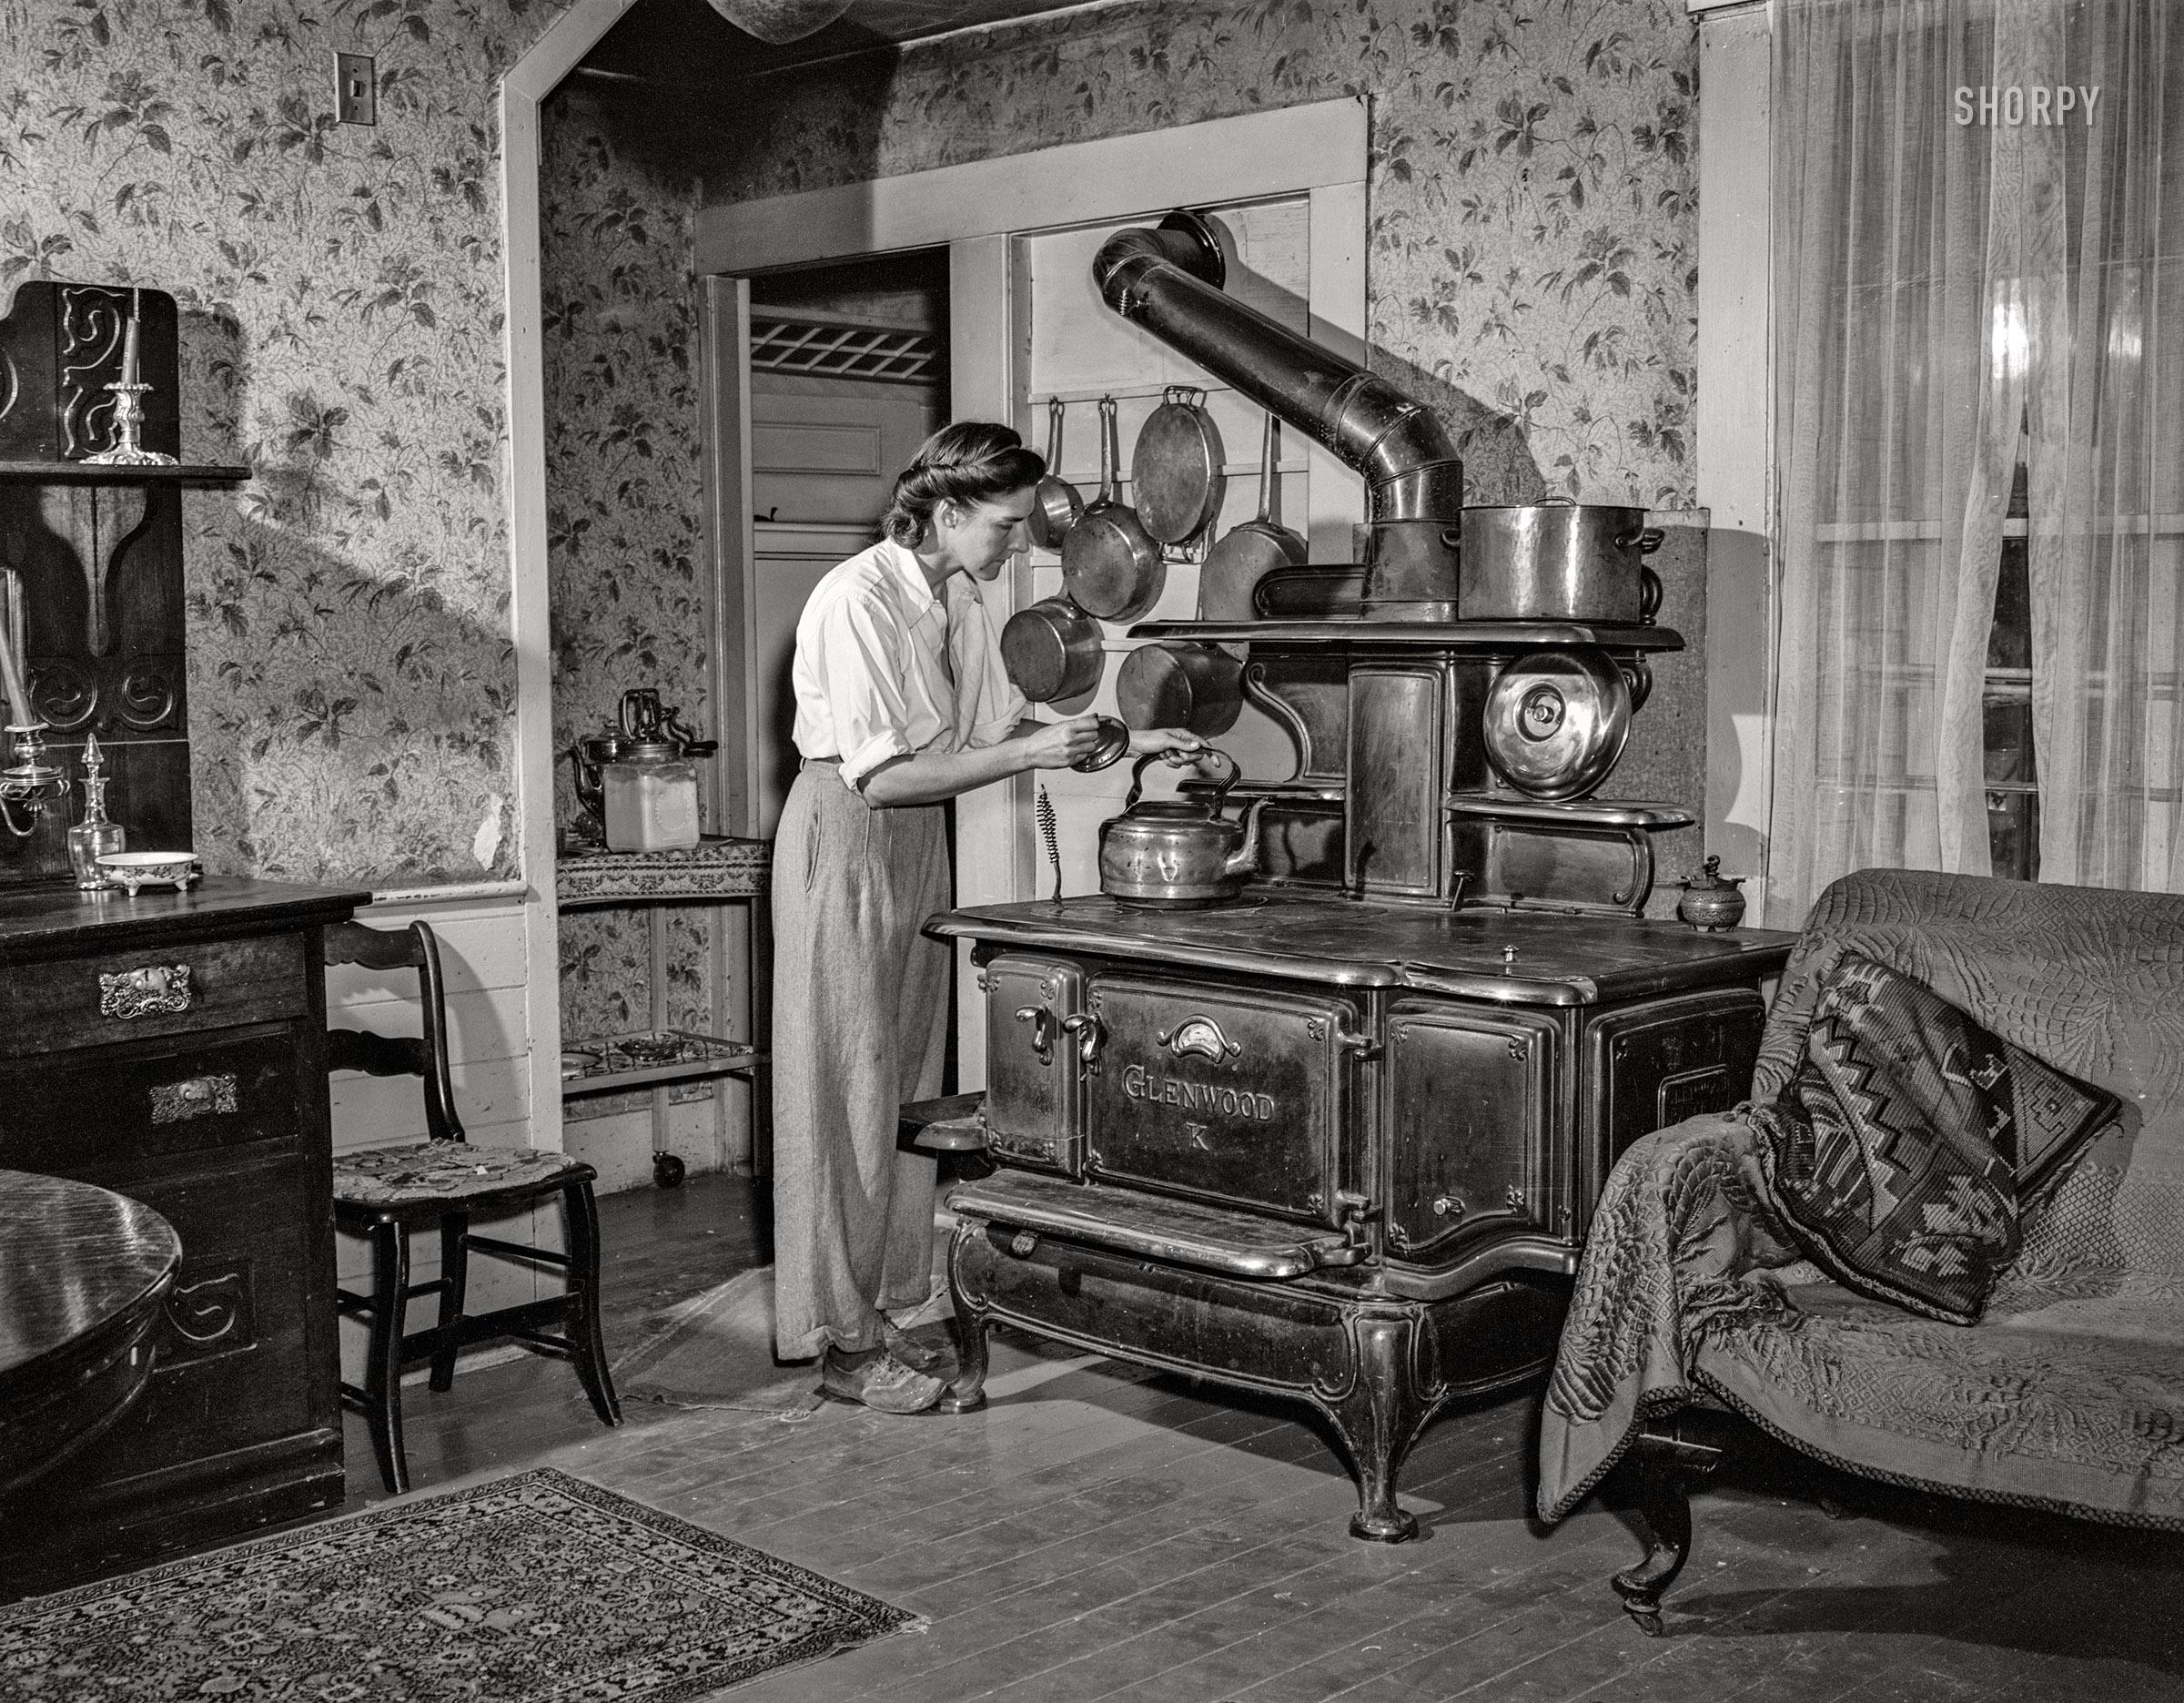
326,919 -> 620,1493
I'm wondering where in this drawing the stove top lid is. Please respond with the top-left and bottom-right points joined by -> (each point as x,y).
931,894 -> 1795,1007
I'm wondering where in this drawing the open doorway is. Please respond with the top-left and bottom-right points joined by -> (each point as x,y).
739,248 -> 950,842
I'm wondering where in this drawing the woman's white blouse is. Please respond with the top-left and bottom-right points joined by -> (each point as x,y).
791,536 -> 1028,790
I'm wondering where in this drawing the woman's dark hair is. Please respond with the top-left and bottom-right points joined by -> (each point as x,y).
881,421 -> 1045,547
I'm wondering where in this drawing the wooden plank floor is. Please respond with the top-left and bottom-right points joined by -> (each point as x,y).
345,1174 -> 2184,1702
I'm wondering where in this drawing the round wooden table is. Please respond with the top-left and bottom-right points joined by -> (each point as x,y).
0,1170 -> 181,1499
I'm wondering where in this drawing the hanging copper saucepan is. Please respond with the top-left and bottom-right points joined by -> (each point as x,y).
1116,639 -> 1243,737
1026,397 -> 1082,550
1062,395 -> 1167,622
1000,595 -> 1104,704
1130,384 -> 1226,546
1198,412 -> 1308,630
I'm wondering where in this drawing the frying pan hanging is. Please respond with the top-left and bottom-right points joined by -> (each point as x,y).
1061,395 -> 1167,622
1027,397 -> 1083,550
1198,411 -> 1308,627
1131,385 -> 1226,545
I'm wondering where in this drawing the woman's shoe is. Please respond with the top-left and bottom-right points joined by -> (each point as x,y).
822,1348 -> 945,1414
884,1323 -> 943,1372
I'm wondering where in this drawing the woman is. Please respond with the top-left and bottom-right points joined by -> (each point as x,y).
774,421 -> 1204,1414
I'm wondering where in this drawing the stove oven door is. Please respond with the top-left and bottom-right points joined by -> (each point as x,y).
1383,999 -> 1561,1263
1084,975 -> 1359,1227
979,954 -> 1087,1176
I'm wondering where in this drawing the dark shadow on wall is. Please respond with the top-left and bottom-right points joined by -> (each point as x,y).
171,307 -> 517,885
1363,349 -> 1548,508
565,24 -> 905,201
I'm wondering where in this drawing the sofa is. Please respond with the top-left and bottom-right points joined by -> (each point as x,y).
1536,868 -> 2184,1632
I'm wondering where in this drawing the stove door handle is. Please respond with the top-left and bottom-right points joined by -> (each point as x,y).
1330,1020 -> 1380,1062
1059,1011 -> 1106,1065
1015,1005 -> 1057,1066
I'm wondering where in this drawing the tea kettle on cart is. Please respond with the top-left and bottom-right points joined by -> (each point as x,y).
569,688 -> 717,845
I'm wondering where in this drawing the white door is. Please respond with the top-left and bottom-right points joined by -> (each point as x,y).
745,377 -> 942,837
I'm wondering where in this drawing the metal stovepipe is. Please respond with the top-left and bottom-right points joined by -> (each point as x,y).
1092,212 -> 1464,616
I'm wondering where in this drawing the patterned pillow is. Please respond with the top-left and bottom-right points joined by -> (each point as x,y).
1754,951 -> 2119,1324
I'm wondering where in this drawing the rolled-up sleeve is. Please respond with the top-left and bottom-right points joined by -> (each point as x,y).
962,601 -> 1029,748
805,594 -> 917,790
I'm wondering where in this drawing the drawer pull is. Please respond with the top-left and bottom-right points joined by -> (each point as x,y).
149,1071 -> 238,1124
99,963 -> 193,1020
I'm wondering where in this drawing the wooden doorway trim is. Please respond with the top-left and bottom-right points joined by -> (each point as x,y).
500,0 -> 641,1153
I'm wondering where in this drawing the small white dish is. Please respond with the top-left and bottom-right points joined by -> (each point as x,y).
97,850 -> 202,897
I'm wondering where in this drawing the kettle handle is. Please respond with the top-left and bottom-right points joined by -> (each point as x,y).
1123,746 -> 1237,812
619,688 -> 664,738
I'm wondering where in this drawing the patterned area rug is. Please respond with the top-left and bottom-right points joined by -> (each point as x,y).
0,1467 -> 917,1700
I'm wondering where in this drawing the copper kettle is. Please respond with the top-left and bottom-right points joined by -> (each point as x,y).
1097,749 -> 1264,907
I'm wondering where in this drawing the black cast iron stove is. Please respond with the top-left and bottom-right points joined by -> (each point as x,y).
924,215 -> 1794,1541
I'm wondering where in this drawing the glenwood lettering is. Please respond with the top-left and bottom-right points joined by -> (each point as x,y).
1120,1063 -> 1275,1120
1954,86 -> 2100,126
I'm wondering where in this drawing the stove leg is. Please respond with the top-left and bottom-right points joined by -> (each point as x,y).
1329,1310 -> 1433,1543
935,1221 -> 989,1414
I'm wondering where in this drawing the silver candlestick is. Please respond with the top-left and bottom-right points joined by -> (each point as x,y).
84,380 -> 176,468
84,289 -> 175,467
0,721 -> 68,840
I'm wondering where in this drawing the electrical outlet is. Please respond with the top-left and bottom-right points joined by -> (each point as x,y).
335,52 -> 376,127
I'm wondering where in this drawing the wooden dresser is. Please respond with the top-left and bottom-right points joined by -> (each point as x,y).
0,877 -> 366,1592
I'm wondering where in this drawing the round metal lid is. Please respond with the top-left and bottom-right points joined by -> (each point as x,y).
1481,648 -> 1632,801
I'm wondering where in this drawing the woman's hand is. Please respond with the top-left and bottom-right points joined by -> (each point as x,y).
1017,714 -> 1107,770
1128,726 -> 1211,766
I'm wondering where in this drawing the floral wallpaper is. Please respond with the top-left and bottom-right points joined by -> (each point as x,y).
539,81 -> 720,1071
0,0 -> 571,883
714,0 -> 1701,511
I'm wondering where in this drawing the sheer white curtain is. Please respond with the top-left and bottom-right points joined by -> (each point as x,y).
2019,0 -> 2184,890
1768,0 -> 2184,915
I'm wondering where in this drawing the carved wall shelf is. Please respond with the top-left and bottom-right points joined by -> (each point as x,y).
0,461 -> 248,486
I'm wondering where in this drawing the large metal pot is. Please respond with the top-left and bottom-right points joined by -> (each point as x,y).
1001,596 -> 1103,703
1098,749 -> 1265,907
1459,499 -> 1663,623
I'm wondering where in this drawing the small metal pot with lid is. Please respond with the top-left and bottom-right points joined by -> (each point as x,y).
1097,748 -> 1265,907
1674,855 -> 1748,931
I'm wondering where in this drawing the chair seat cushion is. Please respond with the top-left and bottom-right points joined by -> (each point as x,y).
333,1141 -> 589,1207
